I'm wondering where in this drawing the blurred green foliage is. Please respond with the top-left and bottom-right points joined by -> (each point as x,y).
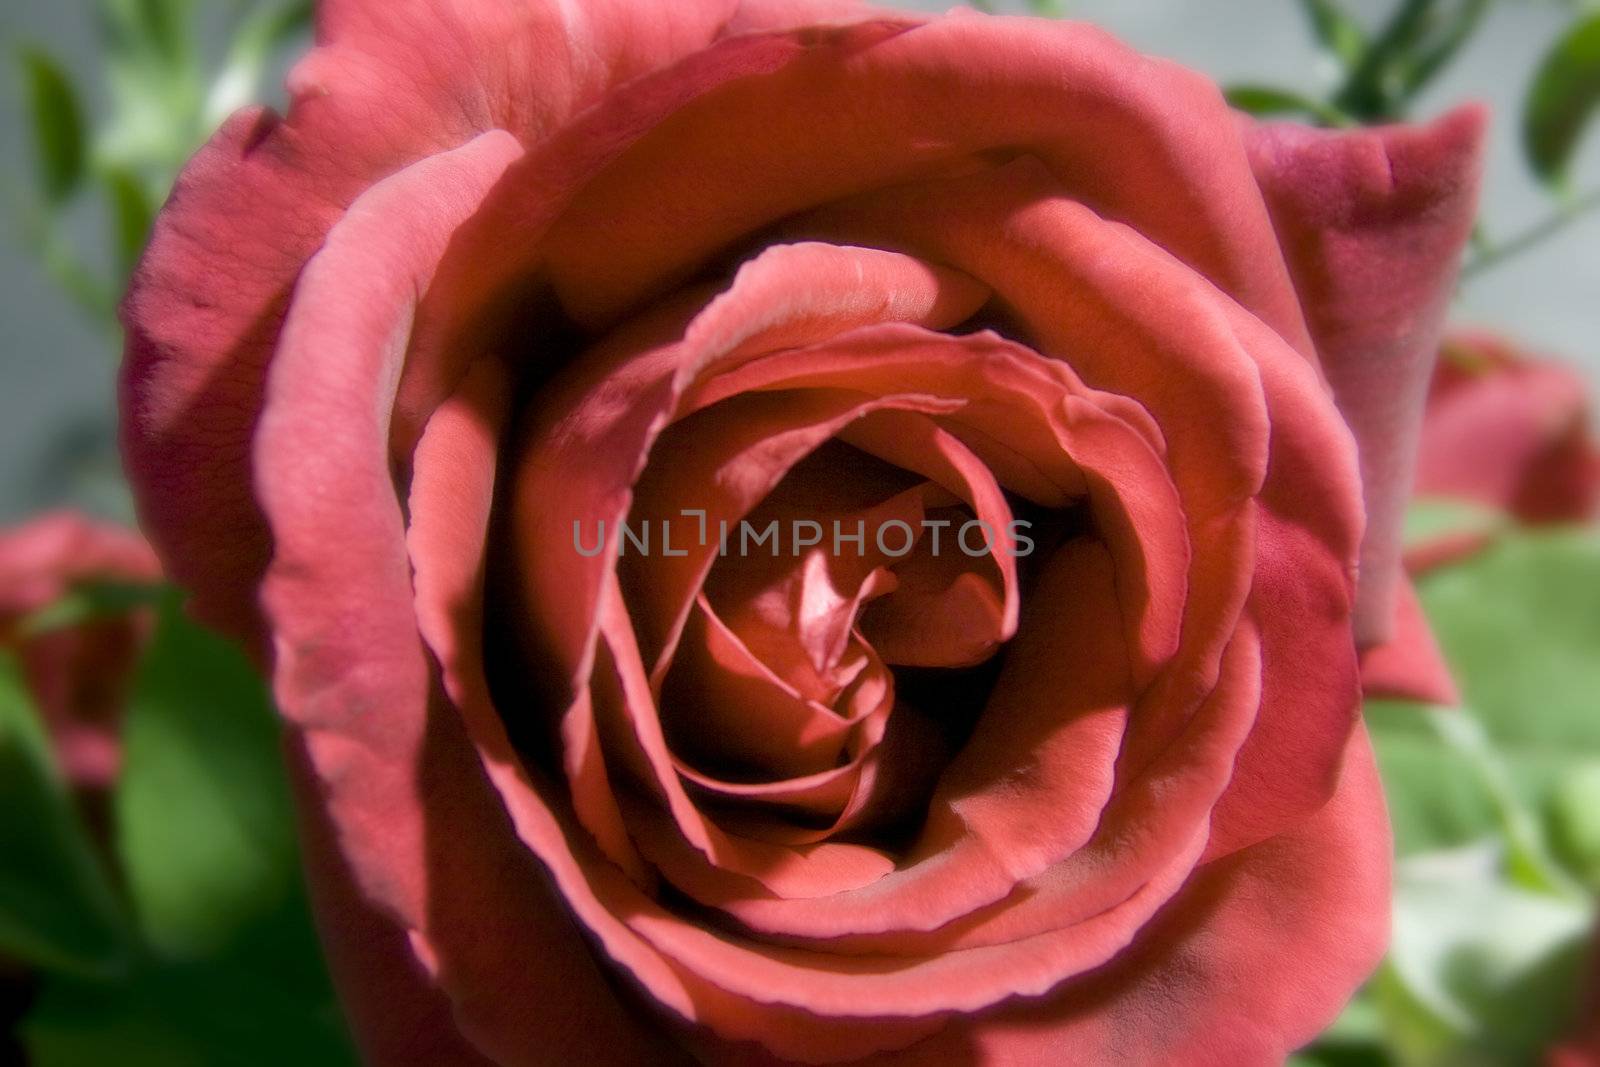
13,0 -> 310,324
116,593 -> 305,957
0,653 -> 131,979
1,592 -> 357,1067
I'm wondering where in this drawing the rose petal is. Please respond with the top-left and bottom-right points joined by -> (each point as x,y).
812,622 -> 1263,959
596,578 -> 899,900
1161,285 -> 1367,861
507,243 -> 986,716
695,325 -> 1190,685
793,160 -> 1271,751
1246,105 -> 1487,645
400,20 -> 922,445
1417,332 -> 1600,526
866,725 -> 1391,1065
665,596 -> 861,782
686,538 -> 1131,942
284,740 -> 497,1067
1359,576 -> 1459,706
533,17 -> 1311,350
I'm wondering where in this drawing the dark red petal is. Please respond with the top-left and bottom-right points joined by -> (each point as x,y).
870,726 -> 1391,1065
1246,106 -> 1487,645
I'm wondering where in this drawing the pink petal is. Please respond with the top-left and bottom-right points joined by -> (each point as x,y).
285,739 -> 497,1067
506,243 -> 984,717
685,538 -> 1130,943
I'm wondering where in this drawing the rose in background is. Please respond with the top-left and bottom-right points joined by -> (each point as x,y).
116,0 -> 1485,1062
0,512 -> 159,791
1405,331 -> 1600,572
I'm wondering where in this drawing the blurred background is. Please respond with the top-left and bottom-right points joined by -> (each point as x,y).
0,2 -> 1596,1065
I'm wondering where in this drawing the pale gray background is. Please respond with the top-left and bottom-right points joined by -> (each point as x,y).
2,0 -> 1596,522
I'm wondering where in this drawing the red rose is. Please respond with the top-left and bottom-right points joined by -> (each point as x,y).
120,4 -> 1483,1063
0,511 -> 160,789
1409,331 -> 1600,571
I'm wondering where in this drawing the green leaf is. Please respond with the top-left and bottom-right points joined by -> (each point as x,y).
1366,701 -> 1577,895
1299,0 -> 1368,68
1333,0 -> 1434,119
1366,534 -> 1600,1056
0,652 -> 129,975
17,48 -> 88,204
1225,84 -> 1355,126
1524,12 -> 1600,188
20,592 -> 357,1065
1418,531 -> 1600,773
1367,701 -> 1499,857
95,0 -> 205,183
1382,846 -> 1592,1065
1399,0 -> 1490,100
114,594 -> 301,956
1427,708 -> 1578,896
1369,962 -> 1464,1067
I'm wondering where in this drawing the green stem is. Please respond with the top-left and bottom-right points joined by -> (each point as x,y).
1333,0 -> 1436,120
1461,187 -> 1600,282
